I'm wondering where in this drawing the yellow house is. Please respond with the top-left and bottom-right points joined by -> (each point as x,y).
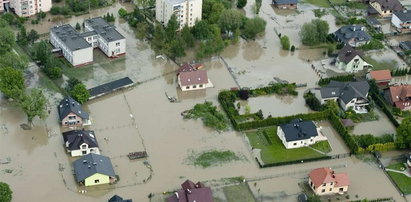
73,153 -> 116,186
308,167 -> 350,195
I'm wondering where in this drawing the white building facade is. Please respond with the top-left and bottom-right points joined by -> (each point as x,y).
8,0 -> 51,17
392,11 -> 411,33
277,126 -> 325,149
156,0 -> 202,30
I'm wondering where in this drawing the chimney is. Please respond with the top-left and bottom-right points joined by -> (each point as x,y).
83,160 -> 87,164
175,192 -> 179,199
186,189 -> 192,194
88,165 -> 91,169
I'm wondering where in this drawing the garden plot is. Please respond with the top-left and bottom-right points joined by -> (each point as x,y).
352,108 -> 397,137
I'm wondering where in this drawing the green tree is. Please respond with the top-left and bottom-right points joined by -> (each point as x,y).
165,14 -> 179,41
307,194 -> 321,202
34,40 -> 51,64
203,0 -> 225,24
193,20 -> 211,40
255,0 -> 262,14
20,89 -> 47,124
75,22 -> 81,30
218,9 -> 244,34
0,27 -> 15,55
280,35 -> 290,50
181,25 -> 195,48
232,28 -> 241,44
136,22 -> 149,39
396,117 -> 411,149
313,19 -> 329,44
0,52 -> 29,70
66,77 -> 81,91
169,38 -> 186,59
299,19 -> 329,46
151,24 -> 166,53
16,26 -> 28,46
237,0 -> 247,8
44,66 -> 62,79
70,83 -> 90,104
27,29 -> 39,44
243,17 -> 266,39
0,67 -> 25,100
0,182 -> 12,202
118,8 -> 128,18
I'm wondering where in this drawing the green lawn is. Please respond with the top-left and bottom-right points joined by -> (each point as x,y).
363,56 -> 398,71
223,184 -> 256,202
311,140 -> 332,153
300,0 -> 331,7
387,163 -> 406,171
387,171 -> 411,194
245,127 -> 326,165
62,65 -> 95,81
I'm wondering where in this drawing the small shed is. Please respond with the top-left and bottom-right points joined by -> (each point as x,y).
341,119 -> 355,128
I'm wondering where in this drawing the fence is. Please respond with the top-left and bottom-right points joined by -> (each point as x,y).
257,152 -> 351,168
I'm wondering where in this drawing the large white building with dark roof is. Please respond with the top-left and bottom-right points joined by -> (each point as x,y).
50,17 -> 126,67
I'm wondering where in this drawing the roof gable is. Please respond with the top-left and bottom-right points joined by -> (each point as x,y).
179,70 -> 209,86
337,45 -> 364,64
334,25 -> 371,44
309,168 -> 350,188
73,154 -> 115,182
371,0 -> 403,11
58,96 -> 89,121
62,130 -> 99,150
322,81 -> 370,103
369,70 -> 392,81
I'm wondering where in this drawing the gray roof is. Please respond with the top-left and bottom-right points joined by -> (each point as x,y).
366,17 -> 381,25
80,30 -> 98,38
394,10 -> 411,22
84,17 -> 125,42
334,25 -> 371,44
337,45 -> 364,64
109,195 -> 132,202
89,77 -> 133,98
321,81 -> 370,103
58,96 -> 89,121
62,130 -> 99,151
279,119 -> 318,142
370,0 -> 403,12
73,153 -> 115,182
274,0 -> 298,5
50,24 -> 91,51
400,41 -> 411,51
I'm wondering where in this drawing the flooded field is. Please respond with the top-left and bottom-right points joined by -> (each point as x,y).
365,49 -> 407,70
352,109 -> 397,136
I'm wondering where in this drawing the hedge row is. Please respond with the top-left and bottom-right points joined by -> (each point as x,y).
318,74 -> 355,86
328,110 -> 360,153
258,155 -> 332,168
369,80 -> 400,127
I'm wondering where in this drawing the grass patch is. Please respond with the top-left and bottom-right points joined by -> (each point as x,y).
301,0 -> 330,7
245,127 -> 326,164
184,101 -> 229,131
187,150 -> 241,168
387,171 -> 411,194
387,163 -> 406,171
62,65 -> 95,81
223,184 -> 256,202
311,140 -> 332,153
38,72 -> 64,93
363,56 -> 398,71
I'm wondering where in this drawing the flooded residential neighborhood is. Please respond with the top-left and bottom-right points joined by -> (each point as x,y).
1,0 -> 411,200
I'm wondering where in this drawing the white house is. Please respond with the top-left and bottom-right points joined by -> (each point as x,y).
314,81 -> 370,113
84,17 -> 126,58
335,45 -> 372,73
8,0 -> 52,17
277,119 -> 326,149
392,10 -> 411,33
156,0 -> 202,30
62,130 -> 100,157
178,69 -> 213,91
333,25 -> 371,48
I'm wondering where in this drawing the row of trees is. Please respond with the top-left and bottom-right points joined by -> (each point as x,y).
51,0 -> 109,15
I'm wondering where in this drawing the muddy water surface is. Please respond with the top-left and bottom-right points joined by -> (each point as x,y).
352,109 -> 397,136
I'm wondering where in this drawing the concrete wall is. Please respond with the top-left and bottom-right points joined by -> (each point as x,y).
72,47 -> 93,66
84,173 -> 110,186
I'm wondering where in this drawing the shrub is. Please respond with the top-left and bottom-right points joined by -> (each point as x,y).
360,39 -> 384,51
304,91 -> 322,111
280,35 -> 290,51
237,0 -> 247,8
43,66 -> 62,79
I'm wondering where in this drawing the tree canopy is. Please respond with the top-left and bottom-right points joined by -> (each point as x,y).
0,27 -> 15,55
20,89 -> 47,124
218,9 -> 244,34
0,182 -> 12,202
299,19 -> 329,46
0,67 -> 25,100
70,83 -> 90,104
243,17 -> 266,39
396,117 -> 411,149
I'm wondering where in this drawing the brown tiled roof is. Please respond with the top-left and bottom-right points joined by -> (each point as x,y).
308,168 -> 350,188
338,45 -> 364,64
179,70 -> 208,86
369,70 -> 392,81
178,63 -> 204,73
389,85 -> 411,109
370,0 -> 403,12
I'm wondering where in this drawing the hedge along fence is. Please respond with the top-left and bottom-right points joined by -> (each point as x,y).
318,74 -> 355,86
369,80 -> 400,127
257,155 -> 332,168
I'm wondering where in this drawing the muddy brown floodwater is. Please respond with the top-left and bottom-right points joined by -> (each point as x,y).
352,109 -> 397,136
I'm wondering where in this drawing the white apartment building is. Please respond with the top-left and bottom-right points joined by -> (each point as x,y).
156,0 -> 202,30
50,17 -> 126,67
6,0 -> 52,17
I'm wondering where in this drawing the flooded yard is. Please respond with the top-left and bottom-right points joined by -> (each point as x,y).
352,109 -> 397,136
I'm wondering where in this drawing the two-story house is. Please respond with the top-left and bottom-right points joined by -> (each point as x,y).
366,69 -> 392,87
370,0 -> 403,17
333,25 -> 372,48
385,84 -> 411,111
392,10 -> 411,33
308,167 -> 350,195
335,45 -> 372,73
277,119 -> 327,149
58,96 -> 91,127
314,81 -> 370,113
73,153 -> 116,186
62,130 -> 100,157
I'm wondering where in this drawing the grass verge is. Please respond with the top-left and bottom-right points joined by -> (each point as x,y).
387,163 -> 406,171
311,140 -> 332,153
387,171 -> 411,194
223,184 -> 256,202
364,56 -> 398,71
301,0 -> 331,7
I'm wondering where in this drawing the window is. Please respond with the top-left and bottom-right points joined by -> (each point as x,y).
186,86 -> 190,89
116,42 -> 120,46
310,139 -> 313,142
95,179 -> 100,183
322,183 -> 326,186
293,143 -> 297,146
329,188 -> 332,191
82,151 -> 87,155
199,84 -> 203,87
339,187 -> 344,192
193,85 -> 197,88
321,189 -> 325,193
330,182 -> 333,185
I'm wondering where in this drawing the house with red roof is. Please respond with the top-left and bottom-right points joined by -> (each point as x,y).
385,84 -> 411,111
167,180 -> 214,202
366,70 -> 392,87
178,69 -> 213,91
308,168 -> 350,195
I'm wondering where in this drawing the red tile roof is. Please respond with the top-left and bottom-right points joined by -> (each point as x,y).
369,70 -> 392,82
179,70 -> 208,86
178,63 -> 203,73
388,85 -> 411,109
308,168 -> 350,188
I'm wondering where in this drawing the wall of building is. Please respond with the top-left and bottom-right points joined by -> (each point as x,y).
69,145 -> 100,157
309,178 -> 349,195
84,173 -> 110,186
277,126 -> 319,149
107,38 -> 126,57
61,112 -> 84,127
370,2 -> 393,17
336,55 -> 367,73
274,3 -> 297,9
9,0 -> 51,17
156,0 -> 202,29
72,47 -> 93,66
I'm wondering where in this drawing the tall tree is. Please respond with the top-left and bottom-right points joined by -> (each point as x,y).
17,26 -> 28,46
255,0 -> 262,14
218,9 -> 244,35
70,83 -> 90,104
203,0 -> 225,24
165,14 -> 179,41
20,89 -> 47,124
299,19 -> 329,46
0,27 -> 15,55
396,117 -> 411,149
0,67 -> 25,100
181,25 -> 195,48
0,52 -> 29,70
243,17 -> 266,39
193,20 -> 211,40
34,40 -> 51,64
151,24 -> 166,53
27,29 -> 39,44
0,182 -> 12,202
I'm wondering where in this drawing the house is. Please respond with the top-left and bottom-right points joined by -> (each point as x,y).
167,180 -> 213,202
392,10 -> 411,32
88,77 -> 134,100
369,0 -> 403,17
277,119 -> 326,149
341,119 -> 355,128
366,69 -> 392,87
108,195 -> 132,202
335,45 -> 372,73
178,70 -> 213,91
272,0 -> 298,9
333,25 -> 372,47
156,0 -> 202,30
400,41 -> 411,51
58,97 -> 91,127
50,17 -> 125,67
62,130 -> 100,157
385,84 -> 411,110
6,0 -> 51,17
308,167 -> 350,195
73,153 -> 116,186
314,81 -> 370,113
